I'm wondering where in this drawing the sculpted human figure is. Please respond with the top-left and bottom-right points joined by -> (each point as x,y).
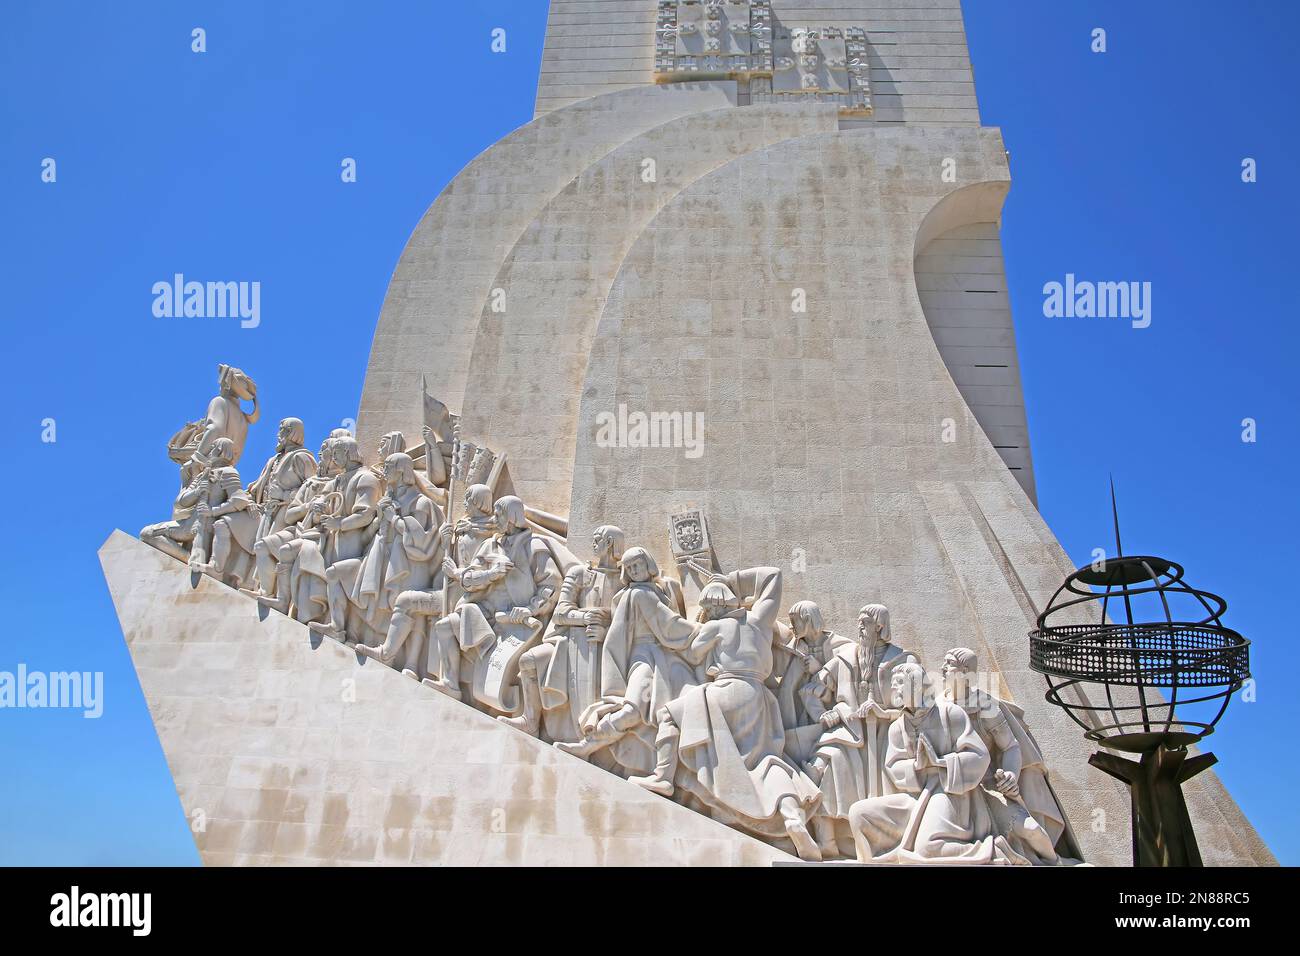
143,438 -> 248,571
244,436 -> 340,621
424,496 -> 563,712
553,547 -> 690,774
498,525 -> 625,741
848,604 -> 919,800
846,662 -> 1026,865
346,455 -> 449,675
176,364 -> 259,486
301,436 -> 381,640
941,647 -> 1073,864
311,451 -> 436,646
629,569 -> 825,862
207,417 -> 316,589
382,482 -> 497,679
770,601 -> 835,742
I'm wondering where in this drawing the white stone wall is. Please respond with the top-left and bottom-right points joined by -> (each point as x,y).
916,221 -> 1036,500
357,82 -> 737,457
460,102 -> 840,516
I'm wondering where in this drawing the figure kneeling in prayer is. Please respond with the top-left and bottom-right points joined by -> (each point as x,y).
846,661 -> 1028,865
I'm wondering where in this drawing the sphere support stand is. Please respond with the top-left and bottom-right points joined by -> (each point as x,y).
1089,744 -> 1219,867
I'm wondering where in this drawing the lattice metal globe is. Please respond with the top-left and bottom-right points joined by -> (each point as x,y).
1029,555 -> 1250,753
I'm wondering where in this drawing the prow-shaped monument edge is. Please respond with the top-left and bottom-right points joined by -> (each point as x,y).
99,530 -> 792,866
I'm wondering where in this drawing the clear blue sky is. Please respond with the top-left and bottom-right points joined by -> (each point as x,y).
0,1 -> 1294,865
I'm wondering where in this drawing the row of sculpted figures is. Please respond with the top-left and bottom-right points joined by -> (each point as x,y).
141,364 -> 1081,864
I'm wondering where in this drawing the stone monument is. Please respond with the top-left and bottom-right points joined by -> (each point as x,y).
102,0 -> 1274,866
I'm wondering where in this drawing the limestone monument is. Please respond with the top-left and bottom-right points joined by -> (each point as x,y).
103,0 -> 1274,866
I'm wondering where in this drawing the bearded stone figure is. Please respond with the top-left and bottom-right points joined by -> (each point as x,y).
301,436 -> 381,639
425,496 -> 564,712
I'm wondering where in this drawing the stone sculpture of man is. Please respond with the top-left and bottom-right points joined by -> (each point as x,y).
177,364 -> 259,486
242,436 -> 339,621
499,525 -> 625,741
553,547 -> 690,774
371,430 -> 406,477
846,661 -> 1026,865
850,604 -> 919,800
370,483 -> 499,680
941,647 -> 1073,864
143,436 -> 250,574
424,496 -> 563,712
205,417 -> 316,590
311,452 -> 437,646
301,436 -> 380,640
628,568 -> 825,862
770,601 -> 836,748
350,458 -> 450,677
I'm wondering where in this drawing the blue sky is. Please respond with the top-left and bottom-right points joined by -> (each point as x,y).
0,1 -> 1295,865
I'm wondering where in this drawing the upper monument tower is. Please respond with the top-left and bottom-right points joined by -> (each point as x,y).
537,0 -> 983,127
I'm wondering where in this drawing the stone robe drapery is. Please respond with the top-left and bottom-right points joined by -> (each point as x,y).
805,636 -> 873,819
347,484 -> 442,645
963,691 -> 1073,863
450,529 -> 563,713
850,701 -> 1027,865
222,446 -> 316,586
768,624 -> 832,763
537,563 -> 621,742
663,568 -> 822,840
266,473 -> 333,623
580,579 -> 695,775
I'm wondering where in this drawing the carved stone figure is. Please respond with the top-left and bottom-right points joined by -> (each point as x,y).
424,496 -> 563,711
797,609 -> 894,857
208,417 -> 316,590
770,600 -> 834,744
499,525 -> 625,741
312,451 -> 436,647
142,437 -> 248,571
443,483 -> 497,604
846,661 -> 1027,865
371,430 -> 406,476
849,603 -> 919,800
173,364 -> 259,487
554,547 -> 690,773
352,462 -> 449,677
941,647 -> 1074,864
303,437 -> 382,640
629,568 -> 824,862
243,436 -> 340,622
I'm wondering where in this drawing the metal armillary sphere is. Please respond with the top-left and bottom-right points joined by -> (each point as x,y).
1028,486 -> 1250,866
